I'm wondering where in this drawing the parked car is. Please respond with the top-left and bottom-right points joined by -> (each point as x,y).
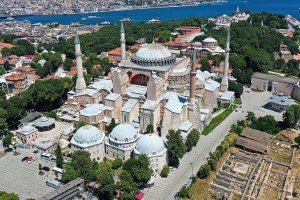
21,156 -> 28,162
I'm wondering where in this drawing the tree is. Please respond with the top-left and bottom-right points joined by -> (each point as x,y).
107,118 -> 117,134
185,129 -> 200,152
0,191 -> 19,200
117,170 -> 139,197
64,58 -> 74,71
177,186 -> 191,198
44,111 -> 57,119
295,135 -> 300,145
61,150 -> 98,183
2,132 -> 13,150
98,165 -> 115,199
112,158 -> 123,170
200,58 -> 212,72
246,111 -> 256,122
145,124 -> 154,134
0,118 -> 8,136
55,144 -> 64,168
250,115 -> 281,134
123,154 -> 153,186
0,89 -> 6,100
283,105 -> 300,128
160,165 -> 170,178
3,61 -> 11,71
166,129 -> 187,167
197,164 -> 211,179
228,81 -> 244,98
208,159 -> 217,171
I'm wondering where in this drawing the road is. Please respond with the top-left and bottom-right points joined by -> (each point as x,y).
143,89 -> 282,200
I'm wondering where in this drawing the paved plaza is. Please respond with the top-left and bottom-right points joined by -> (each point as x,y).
0,149 -> 56,200
143,89 -> 282,200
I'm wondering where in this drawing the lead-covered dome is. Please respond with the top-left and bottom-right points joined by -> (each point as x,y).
131,43 -> 176,66
110,123 -> 139,143
71,125 -> 104,148
135,134 -> 166,156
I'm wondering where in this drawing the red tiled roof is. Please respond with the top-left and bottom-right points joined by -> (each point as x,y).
8,55 -> 18,59
17,66 -> 35,72
212,67 -> 233,74
0,42 -> 15,50
108,47 -> 121,56
5,73 -> 26,81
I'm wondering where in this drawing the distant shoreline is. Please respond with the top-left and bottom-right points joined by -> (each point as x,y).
11,1 -> 226,19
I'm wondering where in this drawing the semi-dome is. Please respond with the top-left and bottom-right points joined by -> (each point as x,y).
110,123 -> 139,143
135,134 -> 166,155
131,43 -> 176,67
71,125 -> 104,148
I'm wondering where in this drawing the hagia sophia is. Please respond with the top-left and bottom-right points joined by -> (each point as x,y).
63,23 -> 234,175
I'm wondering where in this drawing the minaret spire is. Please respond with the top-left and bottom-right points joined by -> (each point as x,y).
220,27 -> 230,92
74,31 -> 86,93
120,22 -> 126,60
189,48 -> 197,103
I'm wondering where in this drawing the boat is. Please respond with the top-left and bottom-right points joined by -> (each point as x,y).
148,18 -> 160,24
81,17 -> 87,20
120,18 -> 131,22
100,21 -> 111,25
88,16 -> 97,18
6,15 -> 14,21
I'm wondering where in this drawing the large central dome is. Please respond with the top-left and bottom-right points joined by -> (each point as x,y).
136,43 -> 172,59
131,43 -> 176,67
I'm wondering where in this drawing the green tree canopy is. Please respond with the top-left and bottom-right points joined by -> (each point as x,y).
166,129 -> 187,167
185,129 -> 200,152
283,105 -> 300,128
61,150 -> 98,183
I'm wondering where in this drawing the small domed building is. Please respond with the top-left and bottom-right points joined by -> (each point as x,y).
105,123 -> 139,161
134,134 -> 167,174
70,125 -> 105,161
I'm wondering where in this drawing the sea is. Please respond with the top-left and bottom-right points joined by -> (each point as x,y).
2,0 -> 300,25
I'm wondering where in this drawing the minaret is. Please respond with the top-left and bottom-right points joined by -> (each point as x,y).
235,6 -> 240,15
120,22 -> 126,60
188,47 -> 201,131
220,28 -> 230,92
189,48 -> 197,104
74,32 -> 86,93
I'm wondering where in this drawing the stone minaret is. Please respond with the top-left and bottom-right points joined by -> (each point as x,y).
120,22 -> 126,60
74,32 -> 86,93
189,48 -> 197,104
188,47 -> 201,131
220,28 -> 230,92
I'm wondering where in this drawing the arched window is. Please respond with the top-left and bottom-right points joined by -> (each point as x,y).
125,138 -> 128,142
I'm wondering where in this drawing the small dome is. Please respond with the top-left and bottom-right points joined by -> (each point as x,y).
110,123 -> 138,143
135,134 -> 166,155
203,37 -> 217,43
21,125 -> 35,132
135,43 -> 172,60
71,125 -> 104,147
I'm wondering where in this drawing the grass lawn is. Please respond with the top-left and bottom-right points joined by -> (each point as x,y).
202,104 -> 237,136
188,148 -> 236,200
233,98 -> 241,105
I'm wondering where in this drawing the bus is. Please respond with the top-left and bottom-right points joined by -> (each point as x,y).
52,167 -> 64,174
46,179 -> 60,189
41,153 -> 52,160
